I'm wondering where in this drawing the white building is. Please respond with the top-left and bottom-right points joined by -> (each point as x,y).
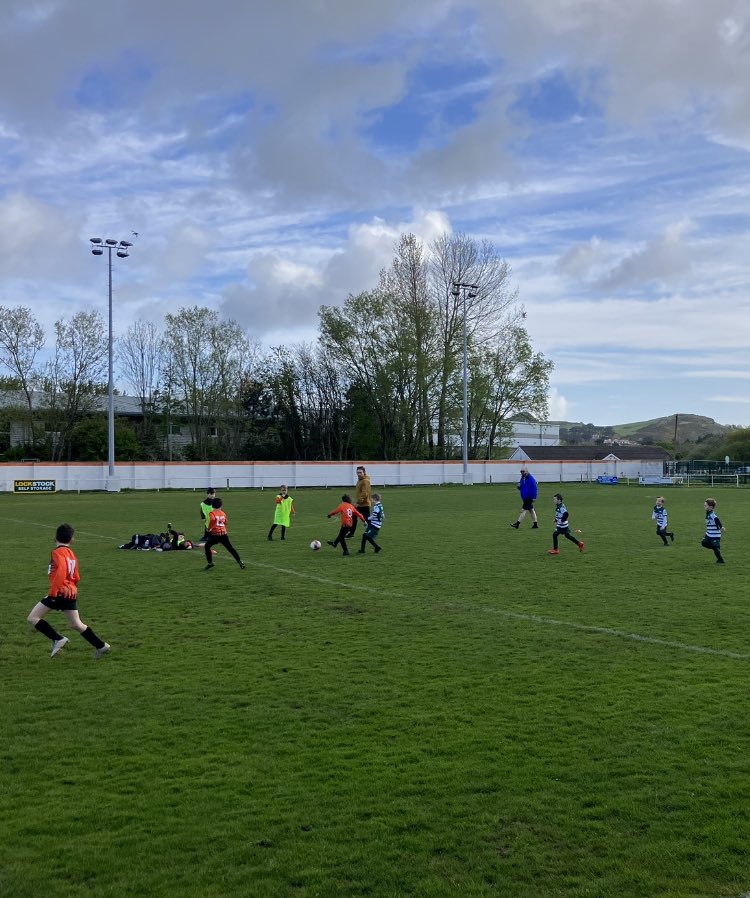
506,422 -> 560,448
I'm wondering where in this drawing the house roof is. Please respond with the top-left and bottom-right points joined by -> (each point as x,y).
1,390 -> 144,416
511,445 -> 671,461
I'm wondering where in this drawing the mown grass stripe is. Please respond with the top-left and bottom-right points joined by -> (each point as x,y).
247,559 -> 750,661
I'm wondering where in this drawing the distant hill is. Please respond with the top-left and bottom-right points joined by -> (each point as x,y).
553,414 -> 729,446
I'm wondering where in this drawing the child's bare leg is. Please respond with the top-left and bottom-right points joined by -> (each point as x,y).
63,609 -> 87,633
28,602 -> 65,645
63,609 -> 107,651
28,602 -> 51,627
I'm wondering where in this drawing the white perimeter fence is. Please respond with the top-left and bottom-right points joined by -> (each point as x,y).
1,459 -> 669,493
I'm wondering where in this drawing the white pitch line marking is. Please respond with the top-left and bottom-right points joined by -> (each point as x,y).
13,519 -> 749,661
248,560 -> 750,661
8,517 -> 121,542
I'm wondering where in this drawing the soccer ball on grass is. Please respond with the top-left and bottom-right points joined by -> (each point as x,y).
310,540 -> 322,551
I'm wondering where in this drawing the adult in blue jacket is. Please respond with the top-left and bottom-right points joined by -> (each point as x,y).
511,467 -> 539,529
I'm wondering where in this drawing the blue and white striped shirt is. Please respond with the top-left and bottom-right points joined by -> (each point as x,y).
652,505 -> 668,528
368,502 -> 384,531
705,510 -> 722,539
554,503 -> 570,529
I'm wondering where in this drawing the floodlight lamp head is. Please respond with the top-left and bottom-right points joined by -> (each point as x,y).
451,288 -> 460,296
116,250 -> 129,258
119,240 -> 133,248
89,237 -> 103,245
92,248 -> 104,255
105,238 -> 118,246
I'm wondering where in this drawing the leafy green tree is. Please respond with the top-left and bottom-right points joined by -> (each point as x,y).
69,416 -> 141,461
721,427 -> 750,463
466,326 -> 553,458
320,232 -> 550,461
320,289 -> 421,459
381,234 -> 439,454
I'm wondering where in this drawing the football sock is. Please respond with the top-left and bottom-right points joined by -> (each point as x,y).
81,627 -> 105,650
35,620 -> 63,641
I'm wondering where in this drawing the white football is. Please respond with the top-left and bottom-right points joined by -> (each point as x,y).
310,540 -> 322,551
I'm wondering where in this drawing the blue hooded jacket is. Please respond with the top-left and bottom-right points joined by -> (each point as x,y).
518,471 -> 538,501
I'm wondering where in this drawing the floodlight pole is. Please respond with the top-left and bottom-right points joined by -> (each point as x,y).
452,282 -> 479,483
89,237 -> 133,489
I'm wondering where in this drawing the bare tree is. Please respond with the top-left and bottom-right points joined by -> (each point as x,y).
42,311 -> 107,460
268,343 -> 352,460
213,322 -> 258,459
0,305 -> 45,444
162,307 -> 253,459
119,319 -> 163,421
429,232 -> 521,455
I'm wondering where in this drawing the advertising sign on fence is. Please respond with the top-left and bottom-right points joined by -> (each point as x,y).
14,480 -> 56,493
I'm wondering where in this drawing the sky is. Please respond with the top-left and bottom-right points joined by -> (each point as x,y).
0,0 -> 749,427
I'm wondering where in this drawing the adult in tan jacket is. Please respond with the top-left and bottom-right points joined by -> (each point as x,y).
348,465 -> 372,537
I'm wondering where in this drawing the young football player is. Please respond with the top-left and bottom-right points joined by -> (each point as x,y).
198,487 -> 216,544
267,485 -> 295,541
327,494 -> 366,556
547,493 -> 585,555
357,492 -> 384,554
203,498 -> 245,570
27,523 -> 110,659
701,498 -> 726,564
651,496 -> 674,546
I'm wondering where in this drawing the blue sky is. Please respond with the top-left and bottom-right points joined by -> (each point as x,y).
0,0 -> 749,426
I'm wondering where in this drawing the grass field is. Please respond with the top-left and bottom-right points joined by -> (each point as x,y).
2,483 -> 750,898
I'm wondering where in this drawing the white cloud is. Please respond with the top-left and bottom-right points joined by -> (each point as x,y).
0,1 -> 749,427
556,237 -> 604,279
218,209 -> 452,338
546,387 -> 571,420
709,394 -> 750,404
528,291 -> 750,354
597,220 -> 696,291
0,192 -> 85,282
488,0 -> 750,140
684,367 -> 750,380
